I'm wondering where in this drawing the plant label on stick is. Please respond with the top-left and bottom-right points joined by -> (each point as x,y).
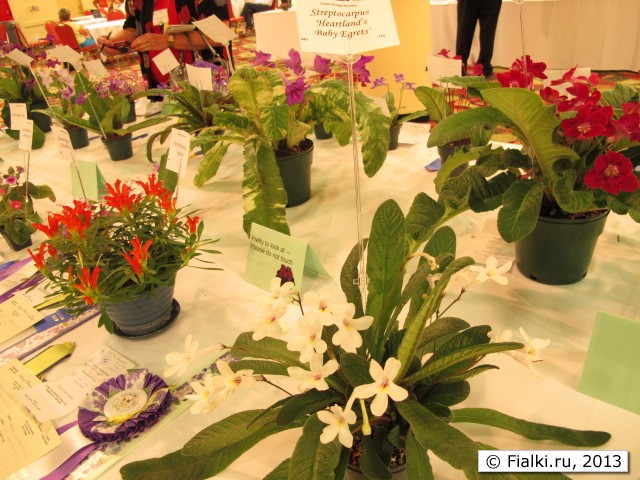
166,128 -> 190,178
51,125 -> 75,164
245,223 -> 330,292
152,49 -> 180,76
427,55 -> 463,87
296,0 -> 399,55
48,45 -> 82,65
83,59 -> 108,78
186,64 -> 213,91
70,160 -> 106,201
18,120 -> 33,151
192,15 -> 237,45
6,49 -> 33,66
9,103 -> 27,131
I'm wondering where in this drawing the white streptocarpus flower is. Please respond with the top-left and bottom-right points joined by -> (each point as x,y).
260,277 -> 296,310
287,313 -> 327,363
185,374 -> 225,415
468,256 -> 513,285
211,360 -> 256,394
352,357 -> 408,417
303,289 -> 348,326
164,334 -> 224,378
317,405 -> 357,448
249,303 -> 287,340
287,353 -> 339,392
489,327 -> 550,380
413,252 -> 439,270
331,303 -> 373,353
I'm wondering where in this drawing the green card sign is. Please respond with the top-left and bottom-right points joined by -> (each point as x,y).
578,311 -> 640,415
245,223 -> 329,292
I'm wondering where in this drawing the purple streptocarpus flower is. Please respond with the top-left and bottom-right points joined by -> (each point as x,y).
284,76 -> 308,106
75,92 -> 86,105
403,82 -> 416,90
252,50 -> 275,68
310,55 -> 332,76
394,73 -> 404,83
372,77 -> 386,89
61,87 -> 74,100
353,55 -> 374,85
283,48 -> 304,76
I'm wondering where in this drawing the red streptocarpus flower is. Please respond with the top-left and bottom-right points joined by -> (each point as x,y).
557,83 -> 601,112
104,179 -> 142,213
512,55 -> 547,79
186,215 -> 200,235
73,266 -> 101,305
28,243 -> 47,270
123,236 -> 152,277
540,86 -> 567,104
584,151 -> 640,195
496,69 -> 532,89
560,105 -> 614,140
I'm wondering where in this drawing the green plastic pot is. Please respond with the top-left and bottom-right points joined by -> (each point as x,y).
68,126 -> 89,149
388,123 -> 402,150
102,133 -> 133,161
515,210 -> 609,285
277,138 -> 313,207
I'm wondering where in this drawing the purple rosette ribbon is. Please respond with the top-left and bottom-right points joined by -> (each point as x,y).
77,369 -> 172,443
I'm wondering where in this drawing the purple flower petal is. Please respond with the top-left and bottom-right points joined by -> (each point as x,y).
310,55 -> 332,76
285,77 -> 308,106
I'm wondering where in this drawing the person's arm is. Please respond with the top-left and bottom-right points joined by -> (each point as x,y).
96,28 -> 138,54
79,25 -> 91,37
130,29 -> 222,53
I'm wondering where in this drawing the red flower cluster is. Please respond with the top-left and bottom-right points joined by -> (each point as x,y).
104,179 -> 142,214
123,236 -> 152,277
73,266 -> 101,305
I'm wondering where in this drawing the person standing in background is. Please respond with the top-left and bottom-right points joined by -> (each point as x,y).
58,8 -> 96,47
456,0 -> 502,77
241,0 -> 272,34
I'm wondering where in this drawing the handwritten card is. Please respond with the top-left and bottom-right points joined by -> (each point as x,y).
51,125 -> 75,164
0,294 -> 45,344
18,119 -> 33,151
245,223 -> 330,292
296,0 -> 399,55
193,14 -> 237,45
9,103 -> 28,130
17,346 -> 135,422
152,48 -> 180,76
6,49 -> 33,66
578,311 -> 640,415
166,128 -> 191,178
428,54 -> 463,86
0,359 -> 61,478
70,160 -> 106,201
83,58 -> 109,78
186,63 -> 214,91
48,45 -> 82,65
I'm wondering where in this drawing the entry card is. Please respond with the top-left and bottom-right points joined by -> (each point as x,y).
152,48 -> 180,76
83,58 -> 109,78
186,63 -> 214,91
9,102 -> 27,130
166,127 -> 191,178
245,223 -> 330,292
52,125 -> 75,163
18,119 -> 33,151
193,14 -> 237,45
428,54 -> 463,86
0,294 -> 45,344
0,359 -> 61,479
48,45 -> 82,65
296,0 -> 399,55
6,49 -> 33,66
578,311 -> 640,415
70,160 -> 106,201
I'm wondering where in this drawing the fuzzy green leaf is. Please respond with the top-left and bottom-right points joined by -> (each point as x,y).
340,352 -> 374,387
263,459 -> 291,480
288,415 -> 342,480
552,169 -> 595,214
193,142 -> 229,187
276,390 -> 338,427
452,408 -> 611,447
229,359 -> 289,376
231,332 -> 305,367
340,239 -> 368,318
427,107 -> 507,148
405,192 -> 445,247
414,86 -> 449,123
497,179 -> 545,243
406,430 -> 434,480
418,316 -> 470,349
360,435 -> 392,480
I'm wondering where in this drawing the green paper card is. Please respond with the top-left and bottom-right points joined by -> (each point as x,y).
245,223 -> 330,292
70,160 -> 106,201
578,311 -> 640,415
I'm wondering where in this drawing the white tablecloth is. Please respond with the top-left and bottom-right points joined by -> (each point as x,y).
430,0 -> 640,71
84,18 -> 125,40
1,120 -> 639,479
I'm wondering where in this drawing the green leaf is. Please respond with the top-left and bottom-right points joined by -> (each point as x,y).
552,169 -> 595,214
405,192 -> 445,247
231,332 -> 305,367
354,90 -> 390,177
276,390 -> 338,427
497,179 -> 545,243
420,381 -> 470,407
406,430 -> 434,480
229,359 -> 290,376
418,316 -> 470,349
427,107 -> 507,148
288,414 -> 342,480
183,409 -> 281,456
414,86 -> 449,123
365,199 -> 407,360
442,364 -> 499,383
340,352 -> 374,387
241,135 -> 290,236
120,420 -> 298,480
398,399 -> 480,479
193,141 -> 229,187
340,239 -> 368,318
263,459 -> 291,480
260,103 -> 290,143
360,435 -> 392,480
452,408 -> 611,447
403,341 -> 523,386
481,88 -> 579,183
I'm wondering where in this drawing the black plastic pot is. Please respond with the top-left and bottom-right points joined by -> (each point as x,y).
29,101 -> 52,133
68,126 -> 89,149
388,123 -> 402,150
437,142 -> 469,177
102,133 -> 133,161
313,123 -> 332,140
515,210 -> 609,285
276,138 -> 313,207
